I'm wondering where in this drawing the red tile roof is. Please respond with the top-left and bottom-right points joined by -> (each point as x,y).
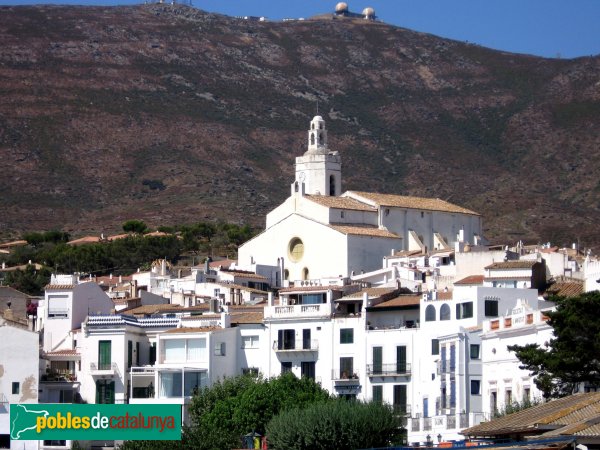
454,275 -> 485,285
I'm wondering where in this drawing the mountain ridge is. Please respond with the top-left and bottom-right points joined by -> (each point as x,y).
1,4 -> 599,249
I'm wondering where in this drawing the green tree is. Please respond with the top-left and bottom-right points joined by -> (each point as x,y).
4,264 -> 51,295
120,373 -> 331,450
508,292 -> 600,399
122,220 -> 148,234
266,399 -> 404,450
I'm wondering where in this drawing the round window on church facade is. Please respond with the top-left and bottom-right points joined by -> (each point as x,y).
288,237 -> 304,262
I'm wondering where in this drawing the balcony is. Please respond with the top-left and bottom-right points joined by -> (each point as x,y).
393,404 -> 411,416
367,363 -> 411,377
273,339 -> 319,352
264,302 -> 333,320
89,362 -> 119,377
331,369 -> 360,383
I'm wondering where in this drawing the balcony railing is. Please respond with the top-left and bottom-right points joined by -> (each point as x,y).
273,339 -> 319,351
90,362 -> 119,377
264,303 -> 333,319
367,363 -> 411,377
393,404 -> 411,416
331,370 -> 360,381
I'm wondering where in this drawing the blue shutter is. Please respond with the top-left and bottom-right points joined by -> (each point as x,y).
450,344 -> 456,372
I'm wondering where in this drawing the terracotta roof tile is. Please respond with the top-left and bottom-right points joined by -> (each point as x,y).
371,295 -> 421,308
454,275 -> 485,285
462,392 -> 600,437
45,349 -> 80,356
230,311 -> 264,324
0,240 -> 28,248
345,191 -> 480,216
279,285 -> 347,294
546,281 -> 584,298
46,284 -> 75,290
329,224 -> 400,238
219,270 -> 267,280
305,195 -> 377,212
338,287 -> 399,300
485,260 -> 538,270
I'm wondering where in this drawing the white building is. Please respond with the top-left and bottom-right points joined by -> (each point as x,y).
0,318 -> 39,450
238,116 -> 483,282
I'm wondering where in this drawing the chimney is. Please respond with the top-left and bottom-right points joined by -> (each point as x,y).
268,291 -> 274,306
161,259 -> 166,276
109,273 -> 113,280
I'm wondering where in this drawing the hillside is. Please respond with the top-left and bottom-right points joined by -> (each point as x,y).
1,4 -> 599,248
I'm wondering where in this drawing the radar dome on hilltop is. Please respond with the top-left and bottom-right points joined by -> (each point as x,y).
362,7 -> 375,19
335,2 -> 349,13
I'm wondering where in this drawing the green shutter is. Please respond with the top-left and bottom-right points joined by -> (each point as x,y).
372,347 -> 382,374
396,346 -> 407,373
98,341 -> 111,370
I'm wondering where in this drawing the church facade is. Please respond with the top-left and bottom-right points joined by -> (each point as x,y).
238,116 -> 482,283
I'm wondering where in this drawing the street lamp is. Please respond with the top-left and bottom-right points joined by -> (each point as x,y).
426,435 -> 432,447
437,434 -> 442,444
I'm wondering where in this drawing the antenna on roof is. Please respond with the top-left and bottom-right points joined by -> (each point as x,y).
316,100 -> 319,115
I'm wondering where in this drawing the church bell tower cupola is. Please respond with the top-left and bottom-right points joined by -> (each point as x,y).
293,115 -> 342,197
307,115 -> 328,154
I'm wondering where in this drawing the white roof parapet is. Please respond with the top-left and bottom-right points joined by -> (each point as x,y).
86,314 -> 179,328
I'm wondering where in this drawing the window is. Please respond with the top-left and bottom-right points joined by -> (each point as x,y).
340,328 -> 354,344
456,301 -> 473,319
135,341 -> 140,366
425,304 -> 436,322
163,339 -> 185,362
491,391 -> 498,413
47,294 -> 69,318
310,133 -> 315,145
12,382 -> 19,395
470,344 -> 480,359
302,267 -> 309,280
485,299 -> 499,317
184,371 -> 207,396
243,367 -> 259,376
303,329 -> 311,350
159,372 -> 182,398
396,346 -> 407,373
431,339 -> 439,355
281,361 -> 292,374
187,338 -> 207,361
214,342 -> 226,356
128,340 -> 133,368
149,343 -> 156,365
59,389 -> 73,403
339,357 -> 354,379
242,335 -> 259,349
393,385 -> 407,414
278,329 -> 296,350
98,340 -> 111,370
440,304 -> 450,321
301,361 -> 315,380
43,441 -> 66,447
284,269 -> 289,280
288,238 -> 304,262
95,379 -> 115,404
330,175 -> 336,196
505,389 -> 512,406
471,380 -> 481,395
523,387 -> 531,401
372,385 -> 383,403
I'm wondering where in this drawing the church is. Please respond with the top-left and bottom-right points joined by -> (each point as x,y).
237,116 -> 482,283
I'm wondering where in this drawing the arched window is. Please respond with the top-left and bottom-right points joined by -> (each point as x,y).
294,181 -> 299,193
329,175 -> 336,196
425,304 -> 436,322
319,122 -> 323,130
318,132 -> 323,145
440,304 -> 451,321
310,133 -> 315,145
311,123 -> 315,130
288,238 -> 304,262
284,269 -> 289,281
302,267 -> 309,280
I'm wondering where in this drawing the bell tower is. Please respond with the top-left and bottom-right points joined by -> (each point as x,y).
292,116 -> 342,197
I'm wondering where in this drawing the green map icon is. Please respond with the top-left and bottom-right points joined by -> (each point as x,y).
10,404 -> 49,439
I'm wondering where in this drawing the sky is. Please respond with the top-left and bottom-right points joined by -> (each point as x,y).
1,0 -> 599,59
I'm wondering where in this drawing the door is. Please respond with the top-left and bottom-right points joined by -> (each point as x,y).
95,380 -> 115,404
393,385 -> 407,415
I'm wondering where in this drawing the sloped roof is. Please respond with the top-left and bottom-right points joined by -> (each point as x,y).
462,392 -> 600,437
305,195 -> 377,212
545,281 -> 584,298
485,260 -> 538,270
345,191 -> 480,216
454,275 -> 485,285
370,295 -> 421,309
329,224 -> 400,238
